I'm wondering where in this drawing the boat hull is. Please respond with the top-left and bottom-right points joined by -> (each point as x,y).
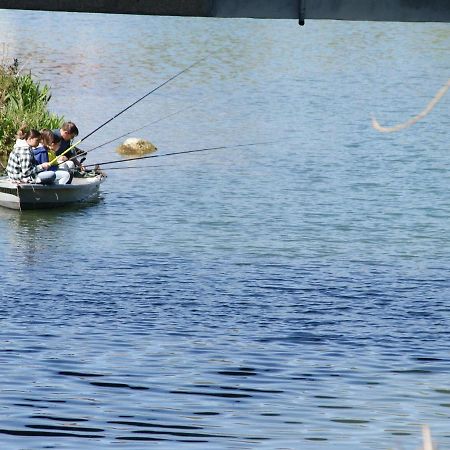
0,175 -> 106,210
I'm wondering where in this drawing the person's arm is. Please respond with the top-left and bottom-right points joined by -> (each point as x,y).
21,150 -> 50,177
69,147 -> 86,168
20,149 -> 39,178
57,145 -> 84,167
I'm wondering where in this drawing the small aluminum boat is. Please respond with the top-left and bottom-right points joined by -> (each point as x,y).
0,173 -> 106,210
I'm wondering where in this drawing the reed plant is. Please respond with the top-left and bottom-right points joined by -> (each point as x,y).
0,58 -> 64,167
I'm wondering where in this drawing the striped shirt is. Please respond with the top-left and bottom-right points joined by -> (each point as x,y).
6,142 -> 42,183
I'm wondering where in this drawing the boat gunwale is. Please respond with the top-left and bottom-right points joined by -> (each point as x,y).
0,173 -> 106,210
0,174 -> 106,190
17,175 -> 106,191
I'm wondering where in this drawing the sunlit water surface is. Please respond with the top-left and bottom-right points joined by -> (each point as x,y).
0,9 -> 449,449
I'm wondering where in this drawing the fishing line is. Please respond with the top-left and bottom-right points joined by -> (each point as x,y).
84,139 -> 283,168
81,54 -> 210,143
50,52 -> 213,164
93,165 -> 165,170
81,102 -> 195,155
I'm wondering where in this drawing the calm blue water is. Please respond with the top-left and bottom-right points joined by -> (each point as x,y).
0,9 -> 449,449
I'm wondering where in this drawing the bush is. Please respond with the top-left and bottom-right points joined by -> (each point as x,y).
0,59 -> 64,167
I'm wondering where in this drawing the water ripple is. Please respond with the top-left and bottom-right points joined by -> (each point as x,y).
0,10 -> 449,450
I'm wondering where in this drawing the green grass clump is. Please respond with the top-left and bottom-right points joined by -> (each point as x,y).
0,58 -> 64,167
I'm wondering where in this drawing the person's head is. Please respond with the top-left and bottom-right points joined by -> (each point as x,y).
40,129 -> 61,151
19,128 -> 41,147
16,124 -> 29,140
60,121 -> 79,142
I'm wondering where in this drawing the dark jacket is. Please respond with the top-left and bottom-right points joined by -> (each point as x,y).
52,129 -> 75,157
32,146 -> 49,165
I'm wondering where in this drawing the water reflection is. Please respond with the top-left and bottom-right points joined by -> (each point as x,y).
0,201 -> 102,264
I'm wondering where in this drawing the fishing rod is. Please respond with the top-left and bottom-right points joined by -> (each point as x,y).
92,165 -> 164,170
84,139 -> 283,169
75,102 -> 195,157
49,53 -> 211,165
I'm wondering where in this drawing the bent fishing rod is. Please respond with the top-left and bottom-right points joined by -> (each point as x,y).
84,139 -> 284,169
49,53 -> 211,165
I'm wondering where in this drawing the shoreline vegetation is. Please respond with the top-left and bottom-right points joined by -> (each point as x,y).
0,58 -> 64,168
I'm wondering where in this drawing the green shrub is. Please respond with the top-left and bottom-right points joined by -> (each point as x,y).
0,59 -> 64,168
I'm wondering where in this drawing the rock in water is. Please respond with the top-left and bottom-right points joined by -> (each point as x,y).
116,138 -> 157,156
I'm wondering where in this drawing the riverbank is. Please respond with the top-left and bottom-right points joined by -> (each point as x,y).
0,58 -> 63,166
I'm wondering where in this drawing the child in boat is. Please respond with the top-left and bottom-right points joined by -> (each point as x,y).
34,129 -> 72,184
7,128 -> 55,184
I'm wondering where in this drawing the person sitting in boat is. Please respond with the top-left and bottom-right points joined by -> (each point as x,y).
41,129 -> 74,170
53,121 -> 85,168
33,129 -> 72,185
6,128 -> 55,184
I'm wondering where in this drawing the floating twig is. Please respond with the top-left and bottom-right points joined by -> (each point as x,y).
372,79 -> 449,132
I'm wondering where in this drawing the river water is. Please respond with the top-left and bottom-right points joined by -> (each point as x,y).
0,9 -> 449,450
